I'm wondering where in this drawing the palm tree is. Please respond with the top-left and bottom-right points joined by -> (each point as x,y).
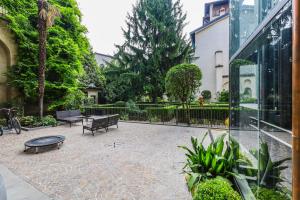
37,0 -> 60,118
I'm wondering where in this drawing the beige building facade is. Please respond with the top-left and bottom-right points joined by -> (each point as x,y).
0,18 -> 17,104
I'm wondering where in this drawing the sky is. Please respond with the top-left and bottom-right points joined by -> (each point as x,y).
77,0 -> 211,55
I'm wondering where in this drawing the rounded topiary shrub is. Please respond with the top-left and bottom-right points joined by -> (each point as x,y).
201,90 -> 212,100
193,177 -> 242,200
114,101 -> 126,107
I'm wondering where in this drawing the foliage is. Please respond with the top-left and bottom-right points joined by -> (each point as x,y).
241,97 -> 257,103
104,63 -> 142,102
201,90 -> 212,101
251,186 -> 291,200
147,106 -> 175,122
193,177 -> 242,200
114,101 -> 126,107
125,100 -> 147,120
179,132 -> 245,191
49,89 -> 86,110
250,140 -> 291,189
165,63 -> 202,107
1,0 -> 102,109
218,90 -> 229,103
19,116 -> 35,127
79,52 -> 106,89
19,115 -> 57,127
106,0 -> 193,102
176,107 -> 229,124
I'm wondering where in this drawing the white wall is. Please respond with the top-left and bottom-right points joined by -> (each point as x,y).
192,16 -> 229,100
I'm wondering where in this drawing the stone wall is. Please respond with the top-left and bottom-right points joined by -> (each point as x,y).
0,19 -> 17,104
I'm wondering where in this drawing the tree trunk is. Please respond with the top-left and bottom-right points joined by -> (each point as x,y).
38,0 -> 47,118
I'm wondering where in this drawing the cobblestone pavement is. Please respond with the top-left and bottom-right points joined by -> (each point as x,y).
0,122 -> 223,200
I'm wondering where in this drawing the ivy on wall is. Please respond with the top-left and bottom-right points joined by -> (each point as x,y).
0,0 -> 104,109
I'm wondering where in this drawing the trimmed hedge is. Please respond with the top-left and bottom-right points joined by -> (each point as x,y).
83,105 -> 230,125
147,106 -> 176,122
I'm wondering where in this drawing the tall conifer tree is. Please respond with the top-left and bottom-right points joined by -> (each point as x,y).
111,0 -> 192,102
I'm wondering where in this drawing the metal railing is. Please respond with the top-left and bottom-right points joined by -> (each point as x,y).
83,106 -> 229,129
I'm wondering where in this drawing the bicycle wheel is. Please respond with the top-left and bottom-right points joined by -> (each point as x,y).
12,118 -> 21,134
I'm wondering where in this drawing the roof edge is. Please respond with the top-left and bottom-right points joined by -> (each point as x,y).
94,52 -> 113,59
190,13 -> 229,36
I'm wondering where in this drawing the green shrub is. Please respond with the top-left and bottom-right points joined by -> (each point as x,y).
201,90 -> 212,100
165,63 -> 202,106
114,101 -> 126,107
241,97 -> 257,103
19,115 -> 57,128
193,177 -> 242,200
41,115 -> 57,127
147,106 -> 175,122
19,116 -> 36,127
218,90 -> 229,103
251,186 -> 290,200
179,133 -> 245,191
250,140 -> 291,188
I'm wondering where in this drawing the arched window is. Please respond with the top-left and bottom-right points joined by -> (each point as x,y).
243,87 -> 252,97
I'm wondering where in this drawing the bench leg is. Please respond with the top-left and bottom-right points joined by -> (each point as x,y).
117,123 -> 118,128
70,123 -> 72,128
82,128 -> 85,135
92,130 -> 94,136
105,127 -> 108,132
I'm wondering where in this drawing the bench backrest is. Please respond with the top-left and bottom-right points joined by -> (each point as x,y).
56,111 -> 69,119
108,114 -> 119,126
56,110 -> 81,119
69,110 -> 81,117
92,118 -> 108,129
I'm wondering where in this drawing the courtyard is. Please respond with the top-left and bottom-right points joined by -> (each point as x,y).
0,122 -> 221,200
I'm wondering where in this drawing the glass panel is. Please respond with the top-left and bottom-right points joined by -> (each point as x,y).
230,2 -> 292,199
230,0 -> 284,56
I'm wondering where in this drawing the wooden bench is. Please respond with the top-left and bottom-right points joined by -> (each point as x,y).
56,110 -> 83,127
83,114 -> 119,136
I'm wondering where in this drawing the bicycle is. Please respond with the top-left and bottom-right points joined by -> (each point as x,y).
0,108 -> 22,136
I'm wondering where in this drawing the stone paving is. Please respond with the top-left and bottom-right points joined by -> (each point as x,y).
0,122 -> 224,200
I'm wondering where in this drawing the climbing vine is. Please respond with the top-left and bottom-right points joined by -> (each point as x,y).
0,0 -> 104,110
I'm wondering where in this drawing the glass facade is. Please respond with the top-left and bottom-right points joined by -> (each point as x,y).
230,0 -> 292,199
230,0 -> 284,56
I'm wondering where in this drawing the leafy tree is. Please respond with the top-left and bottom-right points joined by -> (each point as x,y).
1,0 -> 102,111
165,63 -> 202,108
37,0 -> 60,117
109,0 -> 193,102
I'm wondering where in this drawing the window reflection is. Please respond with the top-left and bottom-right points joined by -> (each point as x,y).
230,0 -> 283,56
229,2 -> 292,199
